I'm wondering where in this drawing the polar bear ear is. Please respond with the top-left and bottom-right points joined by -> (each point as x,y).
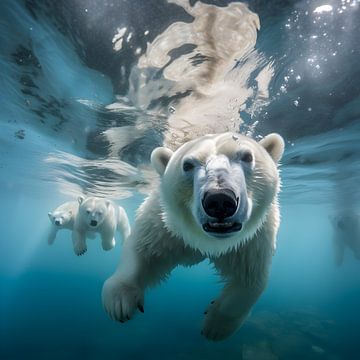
151,147 -> 173,176
78,196 -> 85,204
259,133 -> 285,163
48,212 -> 53,220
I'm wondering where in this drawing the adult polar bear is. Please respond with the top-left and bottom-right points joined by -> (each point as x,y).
102,132 -> 284,341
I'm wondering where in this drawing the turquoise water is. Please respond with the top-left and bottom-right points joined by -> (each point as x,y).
1,1 -> 360,359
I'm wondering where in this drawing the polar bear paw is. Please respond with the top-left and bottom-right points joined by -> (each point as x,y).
102,238 -> 116,251
201,301 -> 242,341
102,276 -> 144,323
73,242 -> 87,256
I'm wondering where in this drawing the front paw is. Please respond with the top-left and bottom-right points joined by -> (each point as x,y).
73,242 -> 87,256
102,275 -> 144,323
102,238 -> 116,251
201,302 -> 242,341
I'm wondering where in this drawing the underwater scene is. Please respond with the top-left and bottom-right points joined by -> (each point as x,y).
1,0 -> 360,359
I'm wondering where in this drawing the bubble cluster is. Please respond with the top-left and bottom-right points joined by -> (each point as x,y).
277,0 -> 360,109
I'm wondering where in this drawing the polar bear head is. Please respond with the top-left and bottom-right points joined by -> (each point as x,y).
151,132 -> 284,255
48,209 -> 73,227
78,196 -> 111,229
330,211 -> 360,236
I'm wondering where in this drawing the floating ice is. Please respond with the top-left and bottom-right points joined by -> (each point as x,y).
313,5 -> 333,14
112,27 -> 127,51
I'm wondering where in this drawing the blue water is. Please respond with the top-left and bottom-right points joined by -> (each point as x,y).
1,0 -> 360,359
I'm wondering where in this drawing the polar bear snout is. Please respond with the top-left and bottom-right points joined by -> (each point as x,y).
200,189 -> 247,236
202,189 -> 238,219
90,220 -> 98,227
55,219 -> 62,226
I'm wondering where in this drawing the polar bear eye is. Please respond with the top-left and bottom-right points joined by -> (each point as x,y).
86,210 -> 90,214
241,152 -> 253,163
183,160 -> 195,172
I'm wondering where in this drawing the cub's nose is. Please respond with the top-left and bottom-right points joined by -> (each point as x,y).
202,189 -> 238,219
55,220 -> 61,226
90,220 -> 98,227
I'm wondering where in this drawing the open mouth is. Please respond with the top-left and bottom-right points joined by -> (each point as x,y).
202,221 -> 242,234
90,220 -> 98,227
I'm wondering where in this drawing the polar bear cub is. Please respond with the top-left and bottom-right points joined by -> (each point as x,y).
72,196 -> 131,256
48,201 -> 79,245
330,210 -> 360,265
102,132 -> 284,341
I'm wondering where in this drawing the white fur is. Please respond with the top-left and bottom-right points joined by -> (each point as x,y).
47,201 -> 79,245
72,196 -> 131,256
102,132 -> 284,341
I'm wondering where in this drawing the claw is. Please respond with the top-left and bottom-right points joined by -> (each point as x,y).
138,304 -> 144,313
204,311 -> 208,315
126,315 -> 130,320
119,320 -> 124,323
210,300 -> 215,304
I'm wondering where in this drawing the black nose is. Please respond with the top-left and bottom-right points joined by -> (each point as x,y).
55,220 -> 60,226
202,189 -> 238,219
90,220 -> 98,227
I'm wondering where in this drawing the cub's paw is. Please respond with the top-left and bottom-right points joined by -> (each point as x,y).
73,242 -> 87,256
102,276 -> 144,323
102,238 -> 116,251
201,301 -> 242,341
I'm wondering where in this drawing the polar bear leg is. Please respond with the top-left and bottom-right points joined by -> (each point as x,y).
102,241 -> 144,322
72,230 -> 87,256
101,227 -> 116,251
202,280 -> 266,341
47,227 -> 57,245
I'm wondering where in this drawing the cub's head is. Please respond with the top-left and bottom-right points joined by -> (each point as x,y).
151,132 -> 284,255
48,209 -> 73,227
78,196 -> 110,228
